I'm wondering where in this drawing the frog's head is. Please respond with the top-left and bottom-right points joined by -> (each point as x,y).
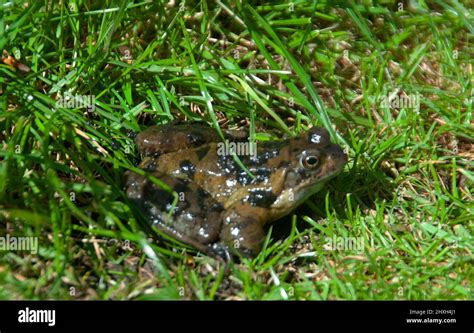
270,127 -> 347,217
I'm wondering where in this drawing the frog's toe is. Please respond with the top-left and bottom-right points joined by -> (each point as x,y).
210,243 -> 232,263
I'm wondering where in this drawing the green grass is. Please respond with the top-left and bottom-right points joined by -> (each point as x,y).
0,0 -> 472,300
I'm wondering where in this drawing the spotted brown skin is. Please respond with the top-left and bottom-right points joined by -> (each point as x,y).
126,123 -> 347,259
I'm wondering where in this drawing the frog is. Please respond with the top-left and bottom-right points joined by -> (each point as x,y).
125,122 -> 347,260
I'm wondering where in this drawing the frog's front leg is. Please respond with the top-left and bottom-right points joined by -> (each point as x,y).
219,203 -> 268,258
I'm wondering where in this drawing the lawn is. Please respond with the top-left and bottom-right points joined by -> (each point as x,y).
0,0 -> 472,300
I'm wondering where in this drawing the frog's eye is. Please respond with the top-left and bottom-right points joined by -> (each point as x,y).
300,152 -> 320,169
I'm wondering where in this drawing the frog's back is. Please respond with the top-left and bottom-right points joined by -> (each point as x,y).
135,121 -> 249,157
135,122 -> 221,156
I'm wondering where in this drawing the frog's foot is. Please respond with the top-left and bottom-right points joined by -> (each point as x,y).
210,243 -> 232,263
207,243 -> 234,276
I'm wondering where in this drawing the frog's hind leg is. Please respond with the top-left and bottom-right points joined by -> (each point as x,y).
126,171 -> 229,261
151,222 -> 229,262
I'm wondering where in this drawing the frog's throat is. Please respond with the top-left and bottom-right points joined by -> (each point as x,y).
269,169 -> 341,222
